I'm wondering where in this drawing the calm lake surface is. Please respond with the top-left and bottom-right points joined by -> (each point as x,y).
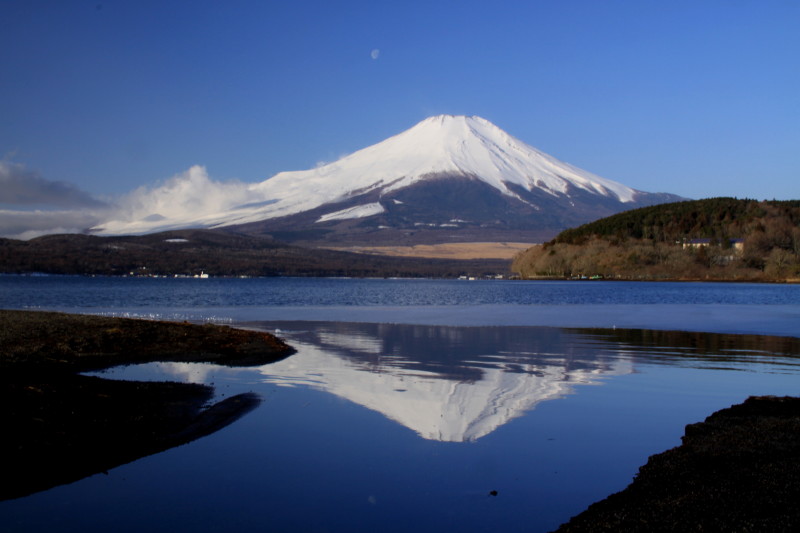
2,277 -> 799,532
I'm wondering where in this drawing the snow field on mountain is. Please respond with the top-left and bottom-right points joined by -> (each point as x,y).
316,202 -> 385,223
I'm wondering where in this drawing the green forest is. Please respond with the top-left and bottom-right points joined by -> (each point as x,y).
512,198 -> 800,282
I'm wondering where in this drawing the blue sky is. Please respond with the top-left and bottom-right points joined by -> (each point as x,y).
1,0 -> 798,205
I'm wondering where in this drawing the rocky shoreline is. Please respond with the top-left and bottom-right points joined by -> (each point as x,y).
552,395 -> 800,532
3,310 -> 799,528
0,310 -> 294,501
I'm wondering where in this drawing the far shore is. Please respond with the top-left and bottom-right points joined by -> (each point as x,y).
324,241 -> 536,260
516,275 -> 800,283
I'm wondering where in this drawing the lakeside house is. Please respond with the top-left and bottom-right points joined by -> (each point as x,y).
682,238 -> 744,252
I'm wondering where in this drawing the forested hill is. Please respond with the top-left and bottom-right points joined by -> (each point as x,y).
554,198 -> 800,245
513,198 -> 800,282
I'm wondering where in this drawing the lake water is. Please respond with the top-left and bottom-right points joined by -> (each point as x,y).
1,277 -> 799,532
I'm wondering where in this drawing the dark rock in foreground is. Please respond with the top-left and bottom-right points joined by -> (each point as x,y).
0,309 -> 295,372
0,310 -> 295,501
553,396 -> 800,532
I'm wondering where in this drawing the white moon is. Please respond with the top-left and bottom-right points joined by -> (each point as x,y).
370,49 -> 380,60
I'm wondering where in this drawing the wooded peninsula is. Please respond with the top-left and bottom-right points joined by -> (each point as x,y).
513,198 -> 800,282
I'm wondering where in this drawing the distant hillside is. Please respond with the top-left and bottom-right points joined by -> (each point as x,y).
0,230 -> 508,278
512,198 -> 800,281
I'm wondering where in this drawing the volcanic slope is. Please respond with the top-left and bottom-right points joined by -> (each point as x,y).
96,115 -> 683,246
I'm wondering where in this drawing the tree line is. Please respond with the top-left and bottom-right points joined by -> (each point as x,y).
512,198 -> 800,281
0,229 -> 509,279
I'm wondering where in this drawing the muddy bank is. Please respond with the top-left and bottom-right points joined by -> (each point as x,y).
553,396 -> 800,532
0,310 -> 294,501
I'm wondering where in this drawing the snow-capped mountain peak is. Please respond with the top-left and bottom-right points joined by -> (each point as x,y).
249,114 -> 635,211
233,114 -> 636,225
378,114 -> 636,201
94,115 -> 681,240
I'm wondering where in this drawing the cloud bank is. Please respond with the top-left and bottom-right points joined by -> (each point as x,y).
0,161 -> 111,239
0,161 -> 107,209
0,209 -> 104,241
0,163 -> 254,240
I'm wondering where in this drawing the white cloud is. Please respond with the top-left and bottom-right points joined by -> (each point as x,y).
95,165 -> 254,233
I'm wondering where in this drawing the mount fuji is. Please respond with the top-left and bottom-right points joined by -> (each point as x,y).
96,115 -> 683,245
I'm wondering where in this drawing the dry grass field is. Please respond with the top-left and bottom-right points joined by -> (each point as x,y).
326,242 -> 537,260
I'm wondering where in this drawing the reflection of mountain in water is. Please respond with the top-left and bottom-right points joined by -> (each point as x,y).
252,323 -> 633,442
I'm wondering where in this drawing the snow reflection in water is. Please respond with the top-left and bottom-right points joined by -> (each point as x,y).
11,322 -> 800,533
94,322 -> 800,445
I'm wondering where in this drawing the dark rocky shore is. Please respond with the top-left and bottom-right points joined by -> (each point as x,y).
553,395 -> 800,532
0,310 -> 294,501
0,309 -> 294,372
